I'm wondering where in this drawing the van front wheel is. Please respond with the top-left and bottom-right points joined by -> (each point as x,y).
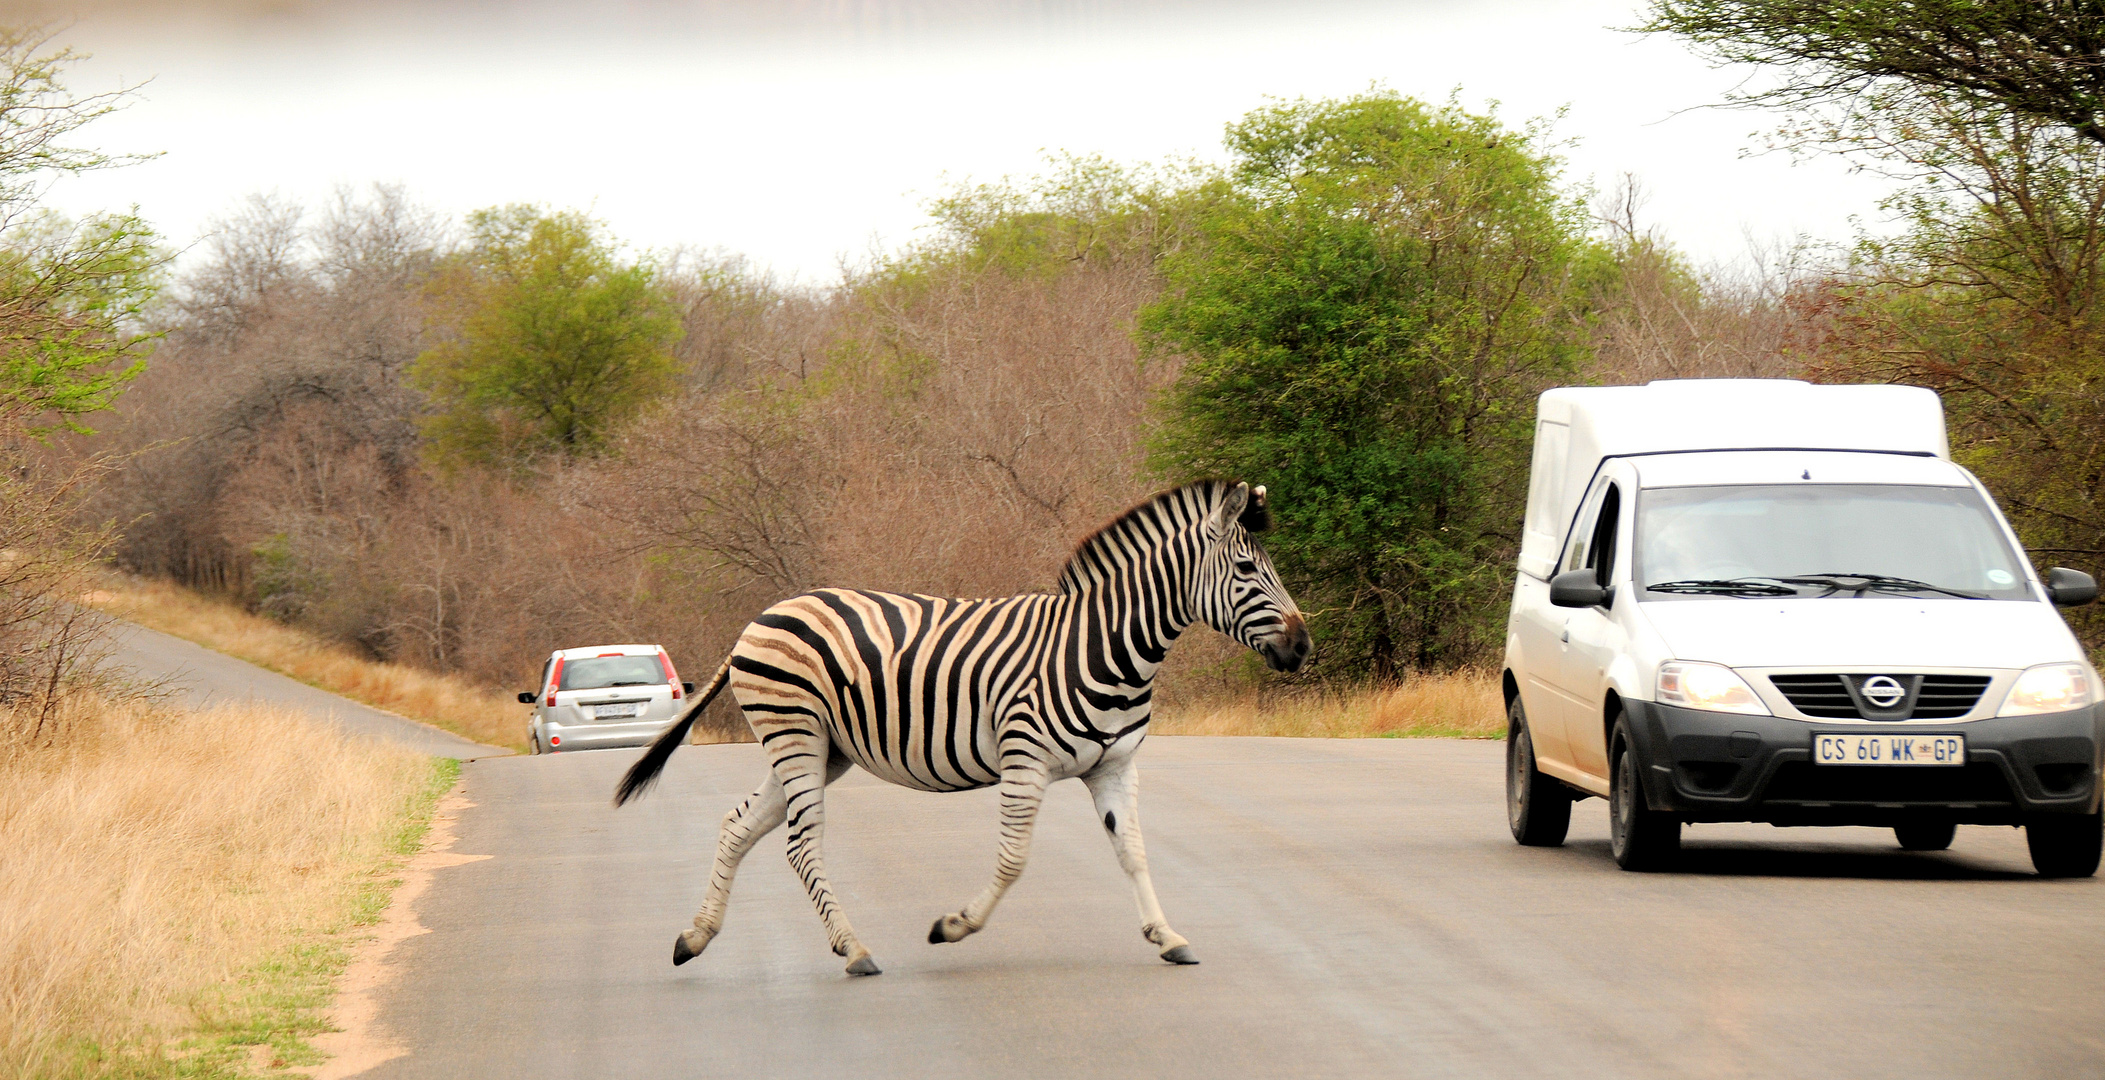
2027,812 -> 2102,878
1609,718 -> 1679,871
1507,697 -> 1571,847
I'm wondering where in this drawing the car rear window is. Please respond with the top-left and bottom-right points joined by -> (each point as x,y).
559,655 -> 664,691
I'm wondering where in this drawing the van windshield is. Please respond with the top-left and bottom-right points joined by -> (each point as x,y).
1637,484 -> 2032,601
560,656 -> 665,690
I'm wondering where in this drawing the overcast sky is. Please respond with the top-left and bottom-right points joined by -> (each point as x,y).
19,0 -> 1896,284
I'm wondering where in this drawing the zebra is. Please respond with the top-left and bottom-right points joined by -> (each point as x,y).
613,478 -> 1310,975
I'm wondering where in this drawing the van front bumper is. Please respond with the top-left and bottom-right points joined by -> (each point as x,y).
1623,700 -> 2105,825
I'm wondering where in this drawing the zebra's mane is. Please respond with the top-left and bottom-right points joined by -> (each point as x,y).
1056,479 -> 1267,595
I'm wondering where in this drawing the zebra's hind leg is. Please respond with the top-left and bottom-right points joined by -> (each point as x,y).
929,755 -> 1051,946
773,742 -> 879,975
1083,756 -> 1197,965
674,773 -> 788,967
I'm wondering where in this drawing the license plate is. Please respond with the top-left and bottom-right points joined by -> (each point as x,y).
1813,733 -> 1965,766
593,703 -> 640,720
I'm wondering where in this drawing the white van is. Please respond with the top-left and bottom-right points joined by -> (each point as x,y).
1502,379 -> 2103,875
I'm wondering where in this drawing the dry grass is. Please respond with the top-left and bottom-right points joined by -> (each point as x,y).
85,575 -> 527,752
0,695 -> 451,1078
1154,670 -> 1506,739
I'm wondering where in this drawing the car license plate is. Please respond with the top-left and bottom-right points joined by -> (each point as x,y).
1813,733 -> 1965,766
593,703 -> 640,720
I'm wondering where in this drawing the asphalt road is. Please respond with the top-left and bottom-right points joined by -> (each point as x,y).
98,622 -> 2105,1077
360,738 -> 2105,1080
106,621 -> 502,759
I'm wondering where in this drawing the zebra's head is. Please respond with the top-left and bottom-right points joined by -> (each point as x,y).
1196,481 -> 1311,673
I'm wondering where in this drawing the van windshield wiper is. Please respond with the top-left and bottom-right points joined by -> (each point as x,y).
1645,578 -> 1799,596
1777,572 -> 1986,600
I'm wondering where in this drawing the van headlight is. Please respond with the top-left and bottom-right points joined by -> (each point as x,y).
1657,661 -> 1770,715
1998,663 -> 2098,716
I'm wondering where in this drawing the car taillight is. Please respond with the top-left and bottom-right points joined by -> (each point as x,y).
549,735 -> 560,747
545,657 -> 564,708
660,650 -> 683,699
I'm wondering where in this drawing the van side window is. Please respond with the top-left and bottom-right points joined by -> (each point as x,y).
1565,480 -> 1611,572
1586,484 -> 1621,588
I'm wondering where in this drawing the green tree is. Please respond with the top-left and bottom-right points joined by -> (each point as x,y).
1796,91 -> 2105,652
1648,3 -> 2105,656
1143,92 -> 1595,677
1642,1 -> 2105,147
0,27 -> 162,726
0,28 -> 161,433
412,206 -> 681,469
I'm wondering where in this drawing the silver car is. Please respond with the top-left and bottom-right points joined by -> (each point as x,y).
518,644 -> 695,754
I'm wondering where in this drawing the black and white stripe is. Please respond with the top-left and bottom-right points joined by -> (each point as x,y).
615,479 -> 1309,974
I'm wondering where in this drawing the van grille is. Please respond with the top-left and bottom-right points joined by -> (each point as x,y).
1766,674 -> 1992,720
1912,676 -> 1994,718
1768,674 -> 1856,717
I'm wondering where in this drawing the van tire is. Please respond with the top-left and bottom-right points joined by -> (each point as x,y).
1609,718 -> 1679,871
2026,812 -> 2102,878
1507,697 -> 1571,846
1894,821 -> 1955,851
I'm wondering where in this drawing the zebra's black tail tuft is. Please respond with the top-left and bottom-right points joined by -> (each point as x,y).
613,657 -> 732,807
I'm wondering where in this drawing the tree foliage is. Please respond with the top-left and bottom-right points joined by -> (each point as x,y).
1648,4 -> 2105,655
1804,91 -> 2105,649
1643,1 -> 2105,147
1143,92 -> 1595,676
919,153 -> 1225,275
0,27 -> 159,721
0,27 -> 160,434
411,206 -> 681,470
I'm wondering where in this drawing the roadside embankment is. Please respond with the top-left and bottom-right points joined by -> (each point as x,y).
1152,672 -> 1505,738
86,575 -> 529,752
89,573 -> 1503,743
0,695 -> 453,1079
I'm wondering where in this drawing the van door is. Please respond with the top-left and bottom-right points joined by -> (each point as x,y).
1555,478 -> 1628,783
1509,570 -> 1574,771
1515,474 -> 1612,781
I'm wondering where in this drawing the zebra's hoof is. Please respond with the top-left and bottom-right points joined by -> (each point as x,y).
673,929 -> 711,967
845,954 -> 882,976
1160,945 -> 1200,965
928,913 -> 970,944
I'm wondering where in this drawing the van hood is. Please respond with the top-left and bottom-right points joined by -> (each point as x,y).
1638,598 -> 2082,670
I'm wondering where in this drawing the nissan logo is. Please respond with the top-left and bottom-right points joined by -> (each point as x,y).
1861,675 -> 1907,709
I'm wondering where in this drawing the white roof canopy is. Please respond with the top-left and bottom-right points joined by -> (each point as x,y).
1517,380 -> 1950,580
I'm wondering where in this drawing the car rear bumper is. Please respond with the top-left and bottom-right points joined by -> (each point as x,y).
539,717 -> 670,752
1623,699 -> 2105,825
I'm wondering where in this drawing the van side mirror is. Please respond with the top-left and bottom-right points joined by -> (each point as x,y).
2046,567 -> 2098,607
517,691 -> 537,704
1550,569 -> 1611,609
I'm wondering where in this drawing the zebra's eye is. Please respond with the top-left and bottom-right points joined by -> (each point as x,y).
1234,560 -> 1258,575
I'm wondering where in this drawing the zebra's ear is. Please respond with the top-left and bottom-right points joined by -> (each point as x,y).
1241,484 -> 1272,533
1213,481 -> 1251,538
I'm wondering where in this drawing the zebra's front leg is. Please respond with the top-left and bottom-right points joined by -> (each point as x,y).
928,757 -> 1052,946
1083,756 -> 1197,965
674,773 -> 788,966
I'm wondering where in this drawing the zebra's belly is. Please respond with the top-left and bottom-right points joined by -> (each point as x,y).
823,714 -> 1004,793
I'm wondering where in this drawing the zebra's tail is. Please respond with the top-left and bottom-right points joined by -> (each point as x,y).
613,655 -> 733,807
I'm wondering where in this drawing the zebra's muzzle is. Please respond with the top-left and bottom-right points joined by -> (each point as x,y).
1260,618 -> 1312,673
